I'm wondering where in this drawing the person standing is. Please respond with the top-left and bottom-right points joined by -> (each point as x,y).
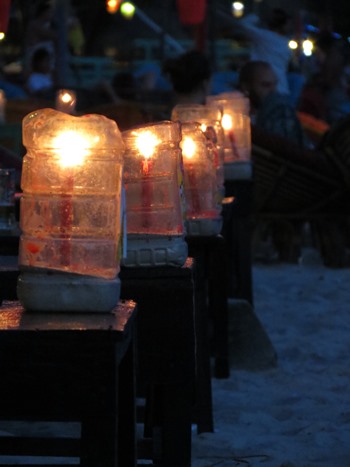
235,8 -> 292,96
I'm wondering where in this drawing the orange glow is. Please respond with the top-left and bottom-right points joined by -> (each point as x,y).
106,0 -> 121,14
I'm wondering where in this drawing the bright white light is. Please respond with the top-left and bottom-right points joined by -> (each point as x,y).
53,131 -> 92,167
232,2 -> 244,18
134,131 -> 160,159
182,137 -> 196,159
289,40 -> 298,50
222,114 -> 233,131
302,39 -> 313,57
0,32 -> 5,41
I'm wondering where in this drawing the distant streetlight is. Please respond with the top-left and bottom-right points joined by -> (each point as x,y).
302,39 -> 313,56
288,40 -> 298,50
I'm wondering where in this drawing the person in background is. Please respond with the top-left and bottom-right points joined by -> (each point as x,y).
163,50 -> 212,106
26,47 -> 54,99
24,1 -> 57,76
239,60 -> 305,148
299,31 -> 350,124
235,8 -> 292,96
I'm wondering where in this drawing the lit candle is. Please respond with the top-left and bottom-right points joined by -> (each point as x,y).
134,129 -> 160,228
51,130 -> 90,266
55,89 -> 77,114
221,113 -> 241,160
171,103 -> 225,191
181,136 -> 201,215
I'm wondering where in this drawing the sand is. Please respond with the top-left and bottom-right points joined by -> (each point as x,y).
192,258 -> 350,467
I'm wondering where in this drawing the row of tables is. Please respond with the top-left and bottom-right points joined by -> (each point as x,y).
0,173 -> 253,466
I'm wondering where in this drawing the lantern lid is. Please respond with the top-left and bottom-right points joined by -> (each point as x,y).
122,120 -> 181,148
172,103 -> 222,123
206,92 -> 250,115
22,108 -> 124,153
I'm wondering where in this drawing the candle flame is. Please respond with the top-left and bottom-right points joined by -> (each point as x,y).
60,92 -> 73,104
221,114 -> 233,131
53,131 -> 93,167
135,130 -> 160,159
182,137 -> 196,159
200,123 -> 207,132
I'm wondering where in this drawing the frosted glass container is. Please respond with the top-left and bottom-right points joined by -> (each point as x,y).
180,122 -> 222,235
206,93 -> 251,163
19,108 -> 124,281
122,121 -> 188,266
171,103 -> 225,195
122,121 -> 185,236
208,91 -> 250,116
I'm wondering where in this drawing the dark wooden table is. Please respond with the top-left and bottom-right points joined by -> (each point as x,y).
120,258 -> 196,466
0,299 -> 137,467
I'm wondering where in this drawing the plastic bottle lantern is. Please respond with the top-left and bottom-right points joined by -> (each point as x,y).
122,121 -> 188,267
55,89 -> 77,115
180,122 -> 222,236
206,92 -> 251,164
17,108 -> 125,312
171,103 -> 225,197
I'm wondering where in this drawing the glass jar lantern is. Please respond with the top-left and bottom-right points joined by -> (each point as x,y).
180,122 -> 222,236
206,92 -> 251,164
17,108 -> 124,312
122,121 -> 188,267
171,103 -> 225,198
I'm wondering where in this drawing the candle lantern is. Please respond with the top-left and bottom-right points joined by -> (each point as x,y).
180,122 -> 222,236
17,108 -> 125,312
171,103 -> 225,198
122,121 -> 188,267
206,93 -> 251,167
55,89 -> 77,115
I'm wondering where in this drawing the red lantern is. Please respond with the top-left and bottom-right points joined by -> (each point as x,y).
0,0 -> 11,34
176,0 -> 206,25
106,0 -> 121,14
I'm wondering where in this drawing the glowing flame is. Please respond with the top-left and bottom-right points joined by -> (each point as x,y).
53,131 -> 94,167
221,114 -> 233,131
200,123 -> 207,132
60,92 -> 73,104
182,137 -> 196,159
134,130 -> 160,159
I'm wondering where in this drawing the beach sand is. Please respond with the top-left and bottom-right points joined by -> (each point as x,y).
192,256 -> 350,467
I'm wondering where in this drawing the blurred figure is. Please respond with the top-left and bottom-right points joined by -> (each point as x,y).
67,12 -> 85,56
26,47 -> 54,99
299,32 -> 350,124
235,8 -> 292,95
239,60 -> 305,148
24,2 -> 57,75
163,50 -> 212,105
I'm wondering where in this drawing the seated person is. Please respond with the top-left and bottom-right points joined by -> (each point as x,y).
238,60 -> 306,148
26,47 -> 54,99
163,50 -> 212,107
